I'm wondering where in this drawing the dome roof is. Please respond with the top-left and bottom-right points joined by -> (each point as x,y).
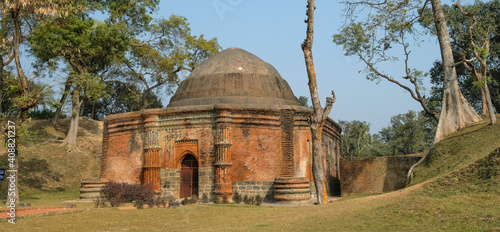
167,47 -> 301,108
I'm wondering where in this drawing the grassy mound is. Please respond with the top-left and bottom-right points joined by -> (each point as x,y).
411,117 -> 500,185
0,117 -> 102,198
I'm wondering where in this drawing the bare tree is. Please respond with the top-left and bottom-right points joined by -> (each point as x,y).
302,0 -> 336,204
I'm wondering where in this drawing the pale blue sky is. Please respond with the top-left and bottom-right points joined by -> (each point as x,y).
156,0 -> 445,133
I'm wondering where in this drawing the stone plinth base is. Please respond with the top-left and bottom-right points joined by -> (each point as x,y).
273,177 -> 311,202
80,178 -> 107,200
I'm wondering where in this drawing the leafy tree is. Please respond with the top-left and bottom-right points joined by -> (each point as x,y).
424,0 -> 500,123
379,111 -> 436,155
298,96 -> 310,107
0,0 -> 78,205
429,0 -> 482,142
451,0 -> 497,124
0,13 -> 14,115
369,134 -> 391,156
302,0 -> 336,204
338,120 -> 372,157
81,82 -> 163,121
427,60 -> 481,114
0,0 -> 81,118
109,15 -> 221,110
0,68 -> 17,115
30,14 -> 129,148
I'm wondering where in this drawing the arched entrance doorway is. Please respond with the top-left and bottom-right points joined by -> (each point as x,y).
180,154 -> 199,198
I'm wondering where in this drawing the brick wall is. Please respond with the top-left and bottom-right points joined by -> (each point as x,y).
340,155 -> 422,196
100,106 -> 342,201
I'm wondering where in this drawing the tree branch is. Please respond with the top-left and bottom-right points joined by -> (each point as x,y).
322,91 -> 336,122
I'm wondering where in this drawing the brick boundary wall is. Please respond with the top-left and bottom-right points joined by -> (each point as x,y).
340,155 -> 422,196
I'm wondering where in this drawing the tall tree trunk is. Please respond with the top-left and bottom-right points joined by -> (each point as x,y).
302,0 -> 336,204
11,10 -> 28,98
477,48 -> 496,124
63,85 -> 83,148
480,85 -> 488,116
454,1 -> 496,124
477,73 -> 496,124
140,89 -> 150,111
431,0 -> 481,144
52,80 -> 72,125
482,82 -> 496,124
91,101 -> 95,120
80,96 -> 86,116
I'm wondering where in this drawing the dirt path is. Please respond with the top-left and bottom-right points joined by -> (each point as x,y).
0,207 -> 82,221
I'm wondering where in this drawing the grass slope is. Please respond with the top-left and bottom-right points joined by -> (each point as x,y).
1,117 -> 499,231
0,117 -> 102,198
412,119 -> 500,184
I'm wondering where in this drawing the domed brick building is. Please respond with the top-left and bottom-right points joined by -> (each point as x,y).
92,47 -> 341,202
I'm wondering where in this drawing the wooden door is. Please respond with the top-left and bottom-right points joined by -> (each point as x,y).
180,154 -> 198,198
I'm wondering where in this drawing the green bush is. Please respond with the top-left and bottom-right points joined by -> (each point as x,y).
201,193 -> 209,203
255,195 -> 263,206
28,109 -> 57,119
232,191 -> 242,204
222,195 -> 230,204
190,194 -> 199,204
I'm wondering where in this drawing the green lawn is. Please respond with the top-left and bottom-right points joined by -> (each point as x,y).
2,118 -> 499,231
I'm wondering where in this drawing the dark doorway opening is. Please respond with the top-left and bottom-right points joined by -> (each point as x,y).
180,154 -> 199,198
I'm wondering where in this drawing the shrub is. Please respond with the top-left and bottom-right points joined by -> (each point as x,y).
101,181 -> 156,207
100,182 -> 124,207
248,196 -> 255,205
161,199 -> 167,208
255,195 -> 263,206
222,195 -> 230,204
121,183 -> 139,203
109,198 -> 123,207
190,194 -> 199,204
181,197 -> 189,205
131,183 -> 156,205
232,191 -> 242,204
146,197 -> 156,208
154,197 -> 165,208
244,195 -> 255,205
134,199 -> 145,209
93,198 -> 103,208
201,193 -> 209,203
28,109 -> 56,119
213,196 -> 221,204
